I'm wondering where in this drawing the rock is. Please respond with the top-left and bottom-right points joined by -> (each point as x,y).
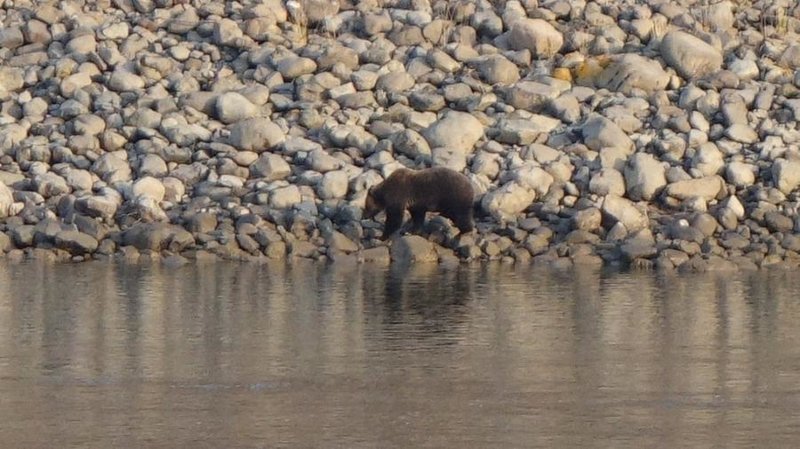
509,18 -> 563,58
214,18 -> 245,47
276,57 -> 317,80
589,168 -> 626,197
216,92 -> 259,124
596,54 -> 669,94
92,153 -> 132,184
0,26 -> 24,50
361,246 -> 390,263
250,153 -> 291,181
725,161 -> 756,187
601,195 -> 648,232
511,164 -> 554,197
765,211 -> 794,233
54,230 -> 98,255
725,124 -> 758,144
625,153 -> 666,201
659,31 -> 723,80
422,111 -> 484,154
270,185 -> 301,209
771,159 -> 800,195
186,213 -> 218,234
229,118 -> 285,152
33,173 -> 70,197
664,176 -> 725,201
481,182 -> 535,222
391,129 -> 431,159
0,182 -> 15,218
476,55 -> 520,85
573,207 -> 602,232
494,116 -> 561,145
132,176 -> 165,202
376,71 -> 415,93
108,70 -> 145,92
317,170 -> 349,199
581,114 -> 633,152
123,223 -> 194,252
390,235 -> 438,263
74,195 -> 119,219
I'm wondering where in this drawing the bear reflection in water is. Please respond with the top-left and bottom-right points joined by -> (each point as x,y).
364,167 -> 476,240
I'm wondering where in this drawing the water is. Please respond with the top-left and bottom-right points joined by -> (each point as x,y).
1,260 -> 800,448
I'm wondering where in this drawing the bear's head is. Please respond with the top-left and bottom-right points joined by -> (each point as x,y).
363,186 -> 384,218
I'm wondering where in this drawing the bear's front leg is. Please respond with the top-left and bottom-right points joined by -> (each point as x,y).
409,207 -> 427,233
381,206 -> 405,240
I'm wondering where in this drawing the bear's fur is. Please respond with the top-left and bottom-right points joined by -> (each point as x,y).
364,167 -> 475,240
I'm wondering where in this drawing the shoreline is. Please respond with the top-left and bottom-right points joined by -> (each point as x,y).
1,1 -> 800,272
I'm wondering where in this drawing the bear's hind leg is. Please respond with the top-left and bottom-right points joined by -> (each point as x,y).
453,209 -> 474,234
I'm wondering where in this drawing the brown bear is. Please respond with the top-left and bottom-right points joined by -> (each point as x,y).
364,167 -> 475,240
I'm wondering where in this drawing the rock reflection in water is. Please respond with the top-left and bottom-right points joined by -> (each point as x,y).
1,261 -> 799,448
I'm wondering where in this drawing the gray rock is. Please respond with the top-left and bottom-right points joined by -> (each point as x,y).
625,153 -> 666,201
250,153 -> 291,181
422,111 -> 484,155
494,116 -> 561,145
511,164 -> 554,197
601,195 -> 648,232
123,223 -> 194,252
92,153 -> 132,184
725,124 -> 758,144
229,118 -> 285,152
508,18 -> 563,58
659,31 -> 723,80
476,55 -> 520,85
276,57 -> 317,80
765,211 -> 794,233
0,26 -> 24,50
74,195 -> 119,219
108,70 -> 145,92
186,213 -> 218,234
214,18 -> 245,47
391,129 -> 431,159
54,230 -> 98,255
376,71 -> 415,93
390,235 -> 438,263
581,114 -> 633,152
216,92 -> 259,124
573,207 -> 602,232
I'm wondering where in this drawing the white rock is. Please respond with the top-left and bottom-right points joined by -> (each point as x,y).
480,181 -> 535,222
108,70 -> 145,92
270,185 -> 301,209
422,111 -> 484,155
660,31 -> 722,80
725,161 -> 756,187
132,176 -> 166,202
664,176 -> 725,201
317,170 -> 349,199
250,153 -> 291,181
216,92 -> 259,124
228,118 -> 285,152
692,143 -> 724,176
0,182 -> 14,218
772,158 -> 800,195
512,164 -> 554,197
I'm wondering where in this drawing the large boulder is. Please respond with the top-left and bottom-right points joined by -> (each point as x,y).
508,18 -> 563,58
390,235 -> 438,263
601,195 -> 648,232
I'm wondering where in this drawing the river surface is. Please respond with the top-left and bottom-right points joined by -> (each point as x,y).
1,260 -> 799,448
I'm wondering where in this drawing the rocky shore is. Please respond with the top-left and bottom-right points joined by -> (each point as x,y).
1,0 -> 800,271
